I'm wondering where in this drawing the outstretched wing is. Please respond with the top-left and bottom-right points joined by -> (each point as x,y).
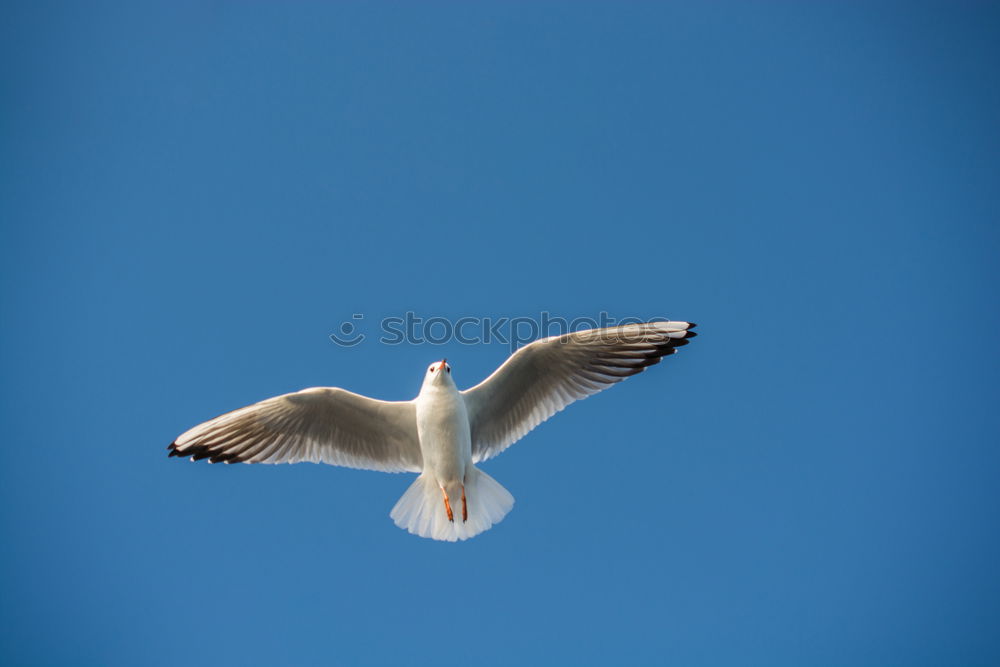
462,321 -> 697,462
168,387 -> 422,473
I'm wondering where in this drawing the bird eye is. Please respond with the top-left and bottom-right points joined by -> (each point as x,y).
446,367 -> 450,373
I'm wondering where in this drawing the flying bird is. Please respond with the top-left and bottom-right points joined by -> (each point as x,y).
168,321 -> 697,541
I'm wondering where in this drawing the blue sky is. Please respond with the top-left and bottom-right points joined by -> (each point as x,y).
2,2 -> 999,665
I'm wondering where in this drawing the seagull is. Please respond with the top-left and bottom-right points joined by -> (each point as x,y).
168,321 -> 697,541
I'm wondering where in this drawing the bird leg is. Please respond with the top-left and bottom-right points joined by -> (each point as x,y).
461,486 -> 468,523
440,486 -> 454,522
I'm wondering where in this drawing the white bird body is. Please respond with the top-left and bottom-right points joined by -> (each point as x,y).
169,321 -> 698,541
415,362 -> 470,498
392,359 -> 515,541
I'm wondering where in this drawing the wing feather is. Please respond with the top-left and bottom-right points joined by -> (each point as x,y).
168,387 -> 421,473
462,321 -> 697,462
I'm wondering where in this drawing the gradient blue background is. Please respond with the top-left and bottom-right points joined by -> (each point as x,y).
3,2 -> 998,665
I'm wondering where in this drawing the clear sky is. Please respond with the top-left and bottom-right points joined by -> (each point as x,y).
2,2 -> 999,665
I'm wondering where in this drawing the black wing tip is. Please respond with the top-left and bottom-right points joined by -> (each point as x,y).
168,440 -> 254,464
210,451 -> 247,464
167,441 -> 210,462
687,322 -> 698,329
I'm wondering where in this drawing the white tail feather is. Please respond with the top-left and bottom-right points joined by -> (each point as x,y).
390,467 -> 514,542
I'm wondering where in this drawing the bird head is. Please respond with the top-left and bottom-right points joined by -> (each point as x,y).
423,359 -> 453,387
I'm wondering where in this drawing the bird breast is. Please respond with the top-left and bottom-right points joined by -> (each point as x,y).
415,386 -> 472,482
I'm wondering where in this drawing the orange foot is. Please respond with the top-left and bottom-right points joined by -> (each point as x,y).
461,486 -> 468,523
441,487 -> 454,522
